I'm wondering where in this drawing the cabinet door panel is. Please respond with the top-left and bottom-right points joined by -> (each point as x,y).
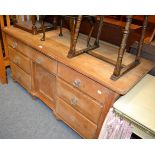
35,64 -> 56,104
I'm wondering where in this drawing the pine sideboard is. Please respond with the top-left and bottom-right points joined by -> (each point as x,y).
3,27 -> 154,138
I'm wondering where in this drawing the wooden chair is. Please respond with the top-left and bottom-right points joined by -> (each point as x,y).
0,15 -> 10,84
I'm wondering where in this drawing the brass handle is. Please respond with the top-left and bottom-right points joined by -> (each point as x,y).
14,58 -> 18,64
36,57 -> 43,64
73,79 -> 81,88
14,57 -> 20,64
70,96 -> 78,105
12,42 -> 17,48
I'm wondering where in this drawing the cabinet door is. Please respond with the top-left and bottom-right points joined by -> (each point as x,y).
34,63 -> 56,109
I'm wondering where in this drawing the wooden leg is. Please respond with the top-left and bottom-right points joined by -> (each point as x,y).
87,24 -> 94,47
0,41 -> 7,84
53,16 -> 57,29
40,18 -> 45,41
135,15 -> 148,62
87,16 -> 96,47
111,15 -> 133,79
67,15 -> 83,58
32,15 -> 37,35
59,16 -> 63,37
94,15 -> 104,46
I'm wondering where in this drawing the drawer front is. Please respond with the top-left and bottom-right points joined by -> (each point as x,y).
57,78 -> 103,124
56,97 -> 97,139
58,63 -> 115,104
7,35 -> 57,75
32,51 -> 57,75
11,62 -> 31,91
7,35 -> 18,48
9,47 -> 31,74
7,35 -> 36,59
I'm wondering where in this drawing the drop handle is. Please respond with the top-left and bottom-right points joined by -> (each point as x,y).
70,96 -> 78,105
36,57 -> 43,64
14,57 -> 20,64
73,79 -> 81,88
12,42 -> 17,48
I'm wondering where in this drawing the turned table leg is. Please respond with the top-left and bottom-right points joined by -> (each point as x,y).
135,15 -> 148,63
40,16 -> 45,41
59,16 -> 63,37
32,15 -> 37,35
67,15 -> 83,58
112,15 -> 133,79
94,15 -> 104,46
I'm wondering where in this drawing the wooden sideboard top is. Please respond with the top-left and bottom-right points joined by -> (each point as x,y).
3,27 -> 154,95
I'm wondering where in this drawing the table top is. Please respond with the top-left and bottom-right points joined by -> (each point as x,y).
3,27 -> 154,95
113,74 -> 155,134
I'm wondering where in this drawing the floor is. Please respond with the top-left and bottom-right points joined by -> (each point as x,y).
0,68 -> 81,139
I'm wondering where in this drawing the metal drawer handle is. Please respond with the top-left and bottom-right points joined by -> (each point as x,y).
70,96 -> 78,105
14,57 -> 20,64
73,79 -> 81,88
36,57 -> 43,64
12,42 -> 17,48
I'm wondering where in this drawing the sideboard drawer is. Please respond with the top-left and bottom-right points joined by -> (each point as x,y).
11,62 -> 31,91
32,51 -> 57,75
7,35 -> 18,48
56,97 -> 97,139
57,78 -> 103,124
7,35 -> 38,59
9,47 -> 31,74
7,35 -> 57,75
58,63 -> 115,104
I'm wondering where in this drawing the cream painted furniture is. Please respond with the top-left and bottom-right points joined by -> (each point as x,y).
113,74 -> 155,138
2,27 -> 154,138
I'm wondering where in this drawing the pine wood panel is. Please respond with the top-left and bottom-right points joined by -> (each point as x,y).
34,63 -> 56,107
56,97 -> 97,139
9,47 -> 31,74
57,78 -> 103,124
7,35 -> 57,75
2,27 -> 155,139
11,62 -> 31,91
3,27 -> 154,95
32,50 -> 57,75
58,62 -> 119,104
